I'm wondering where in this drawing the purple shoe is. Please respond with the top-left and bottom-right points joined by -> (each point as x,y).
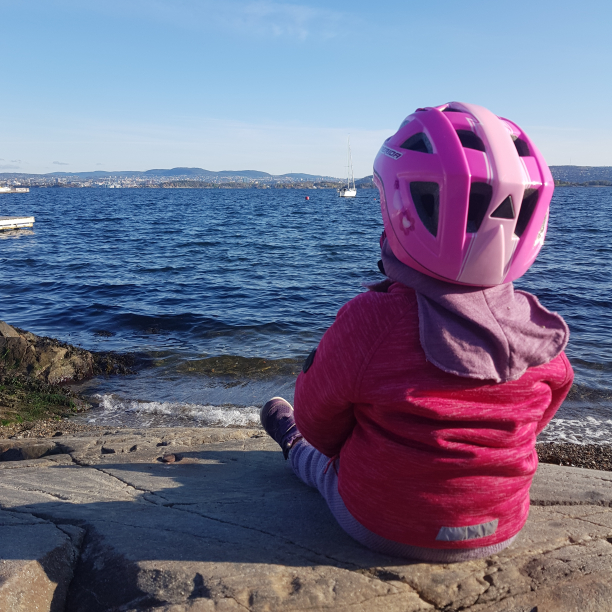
260,397 -> 302,459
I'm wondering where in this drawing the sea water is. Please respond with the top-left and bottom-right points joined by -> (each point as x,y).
1,187 -> 611,443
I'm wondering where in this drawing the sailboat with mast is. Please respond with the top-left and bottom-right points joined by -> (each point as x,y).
338,136 -> 357,198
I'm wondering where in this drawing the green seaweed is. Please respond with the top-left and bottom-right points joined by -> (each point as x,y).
177,355 -> 301,379
0,375 -> 77,425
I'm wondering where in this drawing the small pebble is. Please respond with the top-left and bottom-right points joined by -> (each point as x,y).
161,453 -> 182,463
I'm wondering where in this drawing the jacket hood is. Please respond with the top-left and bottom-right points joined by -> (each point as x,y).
380,239 -> 569,382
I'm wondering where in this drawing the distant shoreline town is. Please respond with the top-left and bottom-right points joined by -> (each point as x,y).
0,167 -> 375,190
1,165 -> 611,190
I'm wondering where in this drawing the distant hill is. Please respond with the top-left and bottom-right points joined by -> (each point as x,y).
0,167 -> 338,181
26,165 -> 606,186
142,167 -> 218,178
4,165 -> 612,186
142,168 -> 274,179
279,173 -> 332,180
355,175 -> 374,187
215,170 -> 273,179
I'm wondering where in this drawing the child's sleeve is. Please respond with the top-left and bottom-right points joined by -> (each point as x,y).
535,352 -> 574,436
293,294 -> 382,458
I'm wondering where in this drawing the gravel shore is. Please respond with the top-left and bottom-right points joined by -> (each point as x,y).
0,417 -> 110,439
536,442 -> 612,471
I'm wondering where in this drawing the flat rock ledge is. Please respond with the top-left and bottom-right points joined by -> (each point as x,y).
1,428 -> 612,612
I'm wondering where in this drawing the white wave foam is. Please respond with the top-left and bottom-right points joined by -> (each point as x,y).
86,394 -> 261,428
85,396 -> 612,443
539,416 -> 612,445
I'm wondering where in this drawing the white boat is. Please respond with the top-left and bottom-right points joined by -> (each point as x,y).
0,216 -> 35,230
338,137 -> 357,198
0,186 -> 29,193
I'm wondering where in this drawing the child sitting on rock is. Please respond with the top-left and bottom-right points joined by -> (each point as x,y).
261,102 -> 573,562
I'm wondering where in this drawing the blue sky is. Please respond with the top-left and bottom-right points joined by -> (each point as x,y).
1,0 -> 611,177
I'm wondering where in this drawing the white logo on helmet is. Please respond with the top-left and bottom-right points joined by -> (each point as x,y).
380,146 -> 403,160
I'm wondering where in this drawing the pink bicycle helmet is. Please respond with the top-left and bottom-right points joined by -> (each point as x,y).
373,102 -> 553,286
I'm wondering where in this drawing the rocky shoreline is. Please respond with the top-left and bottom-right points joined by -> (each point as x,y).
2,319 -> 611,473
0,320 -> 136,426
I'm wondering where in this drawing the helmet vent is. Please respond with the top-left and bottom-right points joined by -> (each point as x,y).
442,107 -> 463,113
511,136 -> 531,157
466,183 -> 493,233
456,130 -> 486,152
400,133 -> 433,154
491,196 -> 515,219
410,182 -> 439,236
514,189 -> 539,237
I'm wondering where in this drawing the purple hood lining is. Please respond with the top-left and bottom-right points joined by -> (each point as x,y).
379,239 -> 569,383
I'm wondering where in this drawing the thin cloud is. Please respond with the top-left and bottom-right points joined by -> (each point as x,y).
0,164 -> 20,170
53,161 -> 69,165
215,1 -> 346,39
80,0 -> 350,40
11,159 -> 21,163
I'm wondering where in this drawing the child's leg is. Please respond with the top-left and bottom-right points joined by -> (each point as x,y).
289,439 -> 518,562
262,398 -> 517,562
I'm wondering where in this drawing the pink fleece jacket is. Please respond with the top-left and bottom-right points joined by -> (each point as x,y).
294,283 -> 573,549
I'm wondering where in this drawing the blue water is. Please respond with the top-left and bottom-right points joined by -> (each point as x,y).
1,187 -> 611,442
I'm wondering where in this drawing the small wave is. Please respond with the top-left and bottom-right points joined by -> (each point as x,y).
85,394 -> 261,428
74,308 -> 305,338
85,397 -> 612,443
136,265 -> 188,273
539,416 -> 612,445
568,359 -> 612,373
566,383 -> 612,402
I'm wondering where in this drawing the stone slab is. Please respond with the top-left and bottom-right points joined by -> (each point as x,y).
0,321 -> 20,338
0,439 -> 61,461
531,462 -> 612,506
0,511 -> 80,612
0,427 -> 611,612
